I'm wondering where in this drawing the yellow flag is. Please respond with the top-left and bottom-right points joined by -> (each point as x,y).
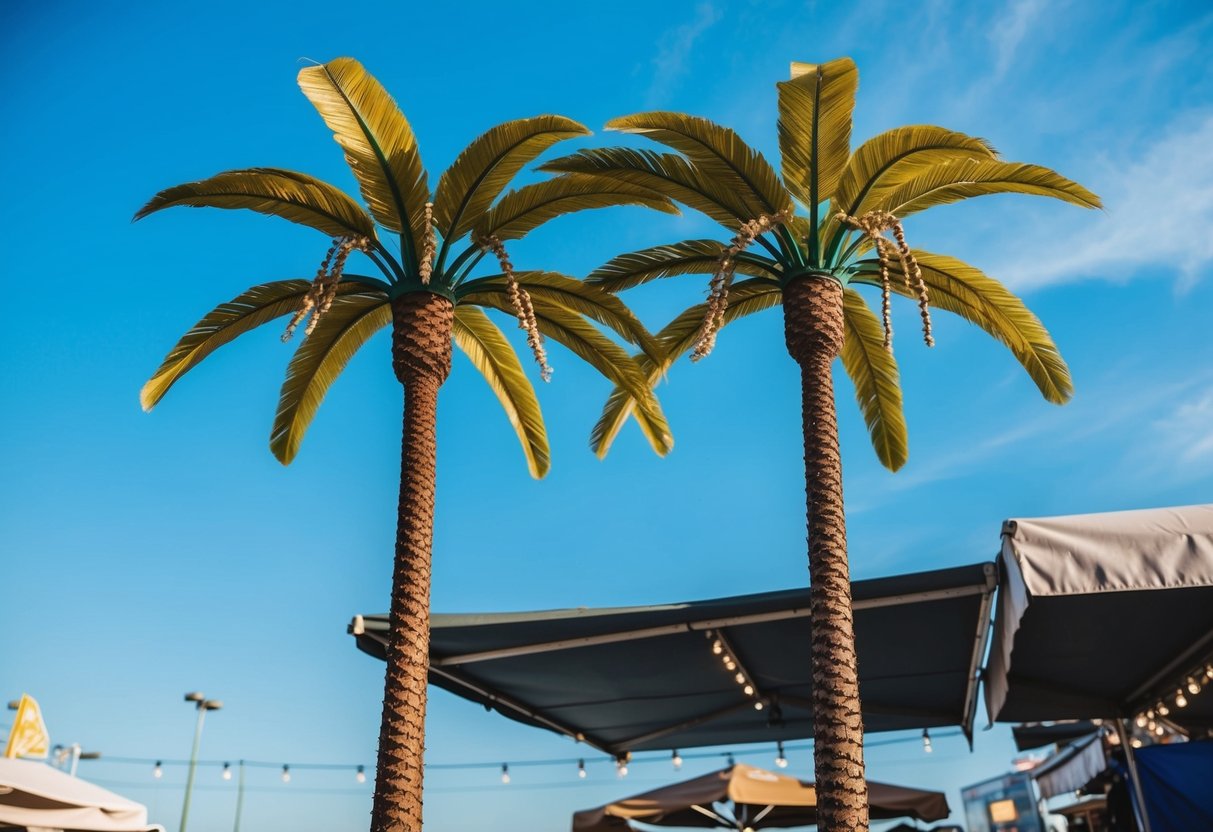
4,693 -> 49,759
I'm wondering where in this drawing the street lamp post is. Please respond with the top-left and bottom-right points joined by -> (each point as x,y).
179,692 -> 222,832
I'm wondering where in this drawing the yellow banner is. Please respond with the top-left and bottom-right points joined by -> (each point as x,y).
4,693 -> 49,759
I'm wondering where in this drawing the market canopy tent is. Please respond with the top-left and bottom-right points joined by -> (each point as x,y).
0,758 -> 163,832
352,563 -> 996,756
1011,721 -> 1100,751
571,763 -> 949,831
984,504 -> 1213,731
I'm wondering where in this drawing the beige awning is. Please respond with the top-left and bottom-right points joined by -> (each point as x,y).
0,758 -> 163,832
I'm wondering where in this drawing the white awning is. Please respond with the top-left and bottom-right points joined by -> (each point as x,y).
1031,732 -> 1107,799
0,758 -> 163,832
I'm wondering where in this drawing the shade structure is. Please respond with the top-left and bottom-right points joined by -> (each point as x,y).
351,563 -> 996,756
571,763 -> 949,831
1029,732 -> 1107,799
0,758 -> 163,832
984,504 -> 1213,731
1011,720 -> 1100,751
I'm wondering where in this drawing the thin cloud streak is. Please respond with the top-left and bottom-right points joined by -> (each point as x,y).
645,2 -> 723,107
990,0 -> 1049,79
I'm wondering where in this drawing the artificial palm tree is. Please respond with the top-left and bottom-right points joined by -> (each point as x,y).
135,57 -> 674,832
543,57 -> 1099,831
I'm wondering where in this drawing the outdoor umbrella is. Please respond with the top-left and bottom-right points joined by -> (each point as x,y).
0,757 -> 164,832
351,562 -> 996,757
570,763 -> 949,831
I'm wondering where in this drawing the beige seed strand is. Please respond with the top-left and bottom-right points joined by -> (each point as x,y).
419,202 -> 436,285
477,234 -> 552,381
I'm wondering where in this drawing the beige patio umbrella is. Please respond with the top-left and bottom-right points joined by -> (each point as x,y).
571,763 -> 949,831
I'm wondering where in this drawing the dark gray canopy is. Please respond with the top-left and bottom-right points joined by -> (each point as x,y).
351,563 -> 996,756
984,504 -> 1213,733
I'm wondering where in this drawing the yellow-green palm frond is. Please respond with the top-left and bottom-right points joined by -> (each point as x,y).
841,288 -> 908,471
474,173 -> 677,241
452,306 -> 550,478
297,58 -> 429,252
433,115 -> 590,240
458,271 -> 661,359
587,240 -> 781,293
590,278 -> 783,457
269,292 -> 392,463
140,280 -> 377,411
852,250 -> 1073,403
607,112 -> 792,217
875,159 -> 1101,218
778,58 -> 858,211
539,147 -> 748,229
133,168 -> 376,239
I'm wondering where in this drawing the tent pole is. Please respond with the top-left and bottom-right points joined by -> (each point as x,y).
1115,719 -> 1153,832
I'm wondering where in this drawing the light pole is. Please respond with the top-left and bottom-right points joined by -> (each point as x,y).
179,692 -> 222,832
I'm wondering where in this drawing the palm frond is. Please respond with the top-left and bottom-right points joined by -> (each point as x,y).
458,271 -> 662,358
590,279 -> 783,457
539,147 -> 747,229
134,168 -> 376,239
297,58 -> 429,252
778,58 -> 858,214
875,159 -> 1102,218
475,173 -> 677,241
269,293 -> 392,463
852,250 -> 1073,403
452,306 -> 550,478
840,288 -> 908,471
607,112 -> 792,217
433,116 -> 589,240
140,280 -> 378,411
587,240 -> 781,292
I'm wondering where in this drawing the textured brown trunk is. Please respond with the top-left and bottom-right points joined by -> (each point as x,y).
782,275 -> 869,832
369,291 -> 454,832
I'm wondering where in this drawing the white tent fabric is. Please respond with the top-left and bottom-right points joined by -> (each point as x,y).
985,504 -> 1213,723
1031,732 -> 1108,799
0,758 -> 163,832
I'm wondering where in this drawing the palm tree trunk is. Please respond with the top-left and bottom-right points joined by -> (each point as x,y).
370,291 -> 454,832
782,275 -> 869,832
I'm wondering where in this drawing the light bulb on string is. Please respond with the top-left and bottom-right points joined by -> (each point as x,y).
1157,702 -> 1170,717
500,764 -> 510,785
922,729 -> 933,753
775,741 -> 788,769
1135,713 -> 1148,728
1205,664 -> 1213,680
616,758 -> 628,778
356,765 -> 366,784
222,762 -> 232,781
153,761 -> 163,779
1155,724 -> 1165,737
671,750 -> 682,770
281,765 -> 291,784
743,685 -> 754,696
1175,689 -> 1188,708
1147,719 -> 1156,732
734,673 -> 746,685
712,640 -> 723,655
754,701 -> 764,711
1187,677 -> 1201,695
1131,738 -> 1143,749
578,759 -> 587,779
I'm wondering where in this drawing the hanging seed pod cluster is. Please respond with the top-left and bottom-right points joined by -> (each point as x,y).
691,209 -> 792,361
476,233 -> 553,382
418,202 -> 436,285
283,235 -> 371,341
836,210 -> 933,351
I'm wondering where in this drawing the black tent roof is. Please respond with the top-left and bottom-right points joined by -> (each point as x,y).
351,562 -> 996,756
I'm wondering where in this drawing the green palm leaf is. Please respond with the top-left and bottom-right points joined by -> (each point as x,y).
269,292 -> 392,463
607,112 -> 792,217
777,58 -> 858,215
586,240 -> 780,292
840,288 -> 908,471
452,306 -> 550,478
433,116 -> 589,241
140,280 -> 375,411
134,168 -> 376,239
852,250 -> 1073,403
876,159 -> 1101,217
297,58 -> 429,253
458,271 -> 661,358
591,278 -> 783,457
539,147 -> 747,229
476,173 -> 678,241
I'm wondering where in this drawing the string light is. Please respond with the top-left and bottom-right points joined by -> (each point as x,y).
1205,664 -> 1213,680
1175,689 -> 1188,709
578,759 -> 586,779
922,729 -> 933,754
1154,724 -> 1165,737
1157,702 -> 1170,717
743,685 -> 754,696
616,757 -> 629,778
222,762 -> 232,781
153,761 -> 163,779
671,750 -> 682,770
356,765 -> 366,784
500,764 -> 510,785
753,701 -> 764,711
775,741 -> 788,769
1131,738 -> 1143,749
1135,713 -> 1149,728
281,765 -> 291,783
712,640 -> 723,656
1187,677 -> 1202,696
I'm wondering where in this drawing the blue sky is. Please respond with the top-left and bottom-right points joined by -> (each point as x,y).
2,0 -> 1212,830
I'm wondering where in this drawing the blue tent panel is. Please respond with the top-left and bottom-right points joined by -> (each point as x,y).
1133,741 -> 1213,832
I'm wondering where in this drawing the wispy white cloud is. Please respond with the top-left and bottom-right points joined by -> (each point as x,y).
994,111 -> 1213,292
645,2 -> 723,107
989,0 -> 1049,79
1153,388 -> 1213,464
